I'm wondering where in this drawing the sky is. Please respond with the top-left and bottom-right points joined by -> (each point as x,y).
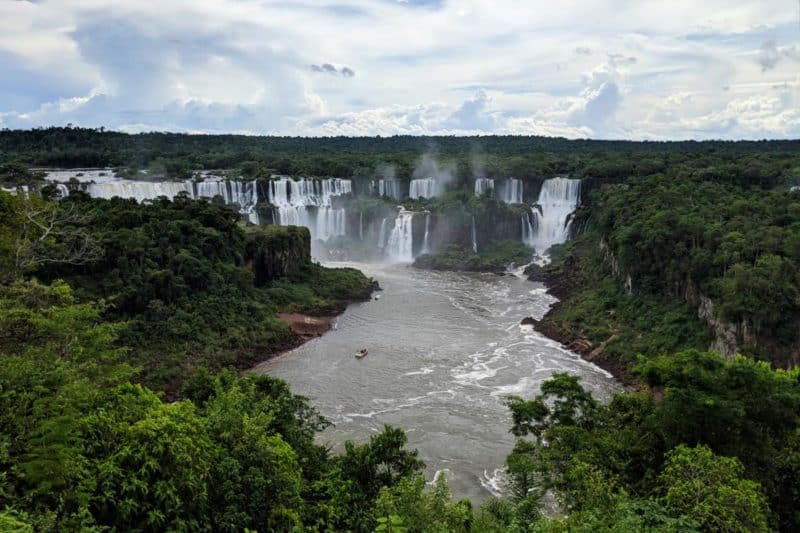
1,0 -> 799,139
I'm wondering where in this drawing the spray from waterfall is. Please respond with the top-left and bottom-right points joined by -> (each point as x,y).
410,153 -> 455,199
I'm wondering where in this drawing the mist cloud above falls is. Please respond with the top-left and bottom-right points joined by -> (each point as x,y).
412,152 -> 456,195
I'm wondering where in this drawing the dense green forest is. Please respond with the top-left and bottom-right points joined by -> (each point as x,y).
3,129 -> 800,531
534,170 -> 800,373
2,127 -> 799,187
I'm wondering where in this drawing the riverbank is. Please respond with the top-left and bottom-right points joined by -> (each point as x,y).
525,238 -> 711,387
245,275 -> 380,370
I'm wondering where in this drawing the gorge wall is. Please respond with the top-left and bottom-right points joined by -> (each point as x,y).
247,225 -> 311,286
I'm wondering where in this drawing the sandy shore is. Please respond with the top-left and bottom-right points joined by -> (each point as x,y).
277,313 -> 333,338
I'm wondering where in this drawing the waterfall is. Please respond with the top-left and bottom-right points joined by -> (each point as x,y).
316,206 -> 347,241
521,208 -> 539,245
359,211 -> 364,241
195,179 -> 258,217
474,178 -> 495,196
267,177 -> 352,240
409,177 -> 439,199
85,180 -> 194,202
471,216 -> 478,253
422,212 -> 431,253
501,178 -> 523,204
523,177 -> 581,254
377,218 -> 388,249
377,179 -> 402,199
45,170 -> 260,219
54,184 -> 70,199
386,210 -> 414,262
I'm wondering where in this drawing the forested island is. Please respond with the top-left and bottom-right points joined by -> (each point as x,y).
2,128 -> 800,531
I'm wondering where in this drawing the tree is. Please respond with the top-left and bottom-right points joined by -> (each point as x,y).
659,445 -> 769,533
0,192 -> 100,283
373,475 -> 472,533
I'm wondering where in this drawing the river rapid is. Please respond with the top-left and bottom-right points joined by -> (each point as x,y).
253,262 -> 618,501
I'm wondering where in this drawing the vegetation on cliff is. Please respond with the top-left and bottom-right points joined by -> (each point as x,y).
1,190 -> 375,390
414,240 -> 532,273
531,238 -> 711,380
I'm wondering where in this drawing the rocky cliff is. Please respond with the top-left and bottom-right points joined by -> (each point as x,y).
247,225 -> 311,286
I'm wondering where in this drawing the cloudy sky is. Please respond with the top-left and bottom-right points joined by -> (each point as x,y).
1,0 -> 799,139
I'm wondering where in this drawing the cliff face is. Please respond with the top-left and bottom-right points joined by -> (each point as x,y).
246,225 -> 311,286
600,237 -> 800,366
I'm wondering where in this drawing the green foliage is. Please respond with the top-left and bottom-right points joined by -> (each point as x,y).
0,509 -> 34,533
373,475 -> 472,533
537,235 -> 711,373
593,174 -> 800,360
501,354 -> 800,531
18,193 -> 374,389
1,127 -> 798,184
414,240 -> 532,272
659,445 -> 769,533
0,282 -> 425,530
0,162 -> 44,187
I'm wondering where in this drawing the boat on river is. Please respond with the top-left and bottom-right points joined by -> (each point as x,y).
355,348 -> 368,359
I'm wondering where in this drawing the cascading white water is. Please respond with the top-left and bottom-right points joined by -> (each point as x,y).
85,180 -> 194,202
386,210 -> 414,262
471,216 -> 478,253
377,218 -> 388,249
376,179 -> 403,199
501,178 -> 523,204
54,184 -> 70,199
422,212 -> 431,253
409,177 -> 439,199
194,179 -> 259,218
359,211 -> 364,241
474,178 -> 495,196
45,170 -> 260,219
267,177 -> 352,241
521,208 -> 539,245
316,207 -> 347,241
523,177 -> 581,255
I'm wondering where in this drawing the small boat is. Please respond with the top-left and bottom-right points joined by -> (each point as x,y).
355,348 -> 368,359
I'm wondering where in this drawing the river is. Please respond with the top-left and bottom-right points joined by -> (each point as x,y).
252,262 -> 618,501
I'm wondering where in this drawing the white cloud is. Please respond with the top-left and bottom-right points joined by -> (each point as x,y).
0,0 -> 798,139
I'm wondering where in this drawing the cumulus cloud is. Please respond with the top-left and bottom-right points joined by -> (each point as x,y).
0,0 -> 799,139
444,90 -> 497,131
309,63 -> 356,77
562,58 -> 631,134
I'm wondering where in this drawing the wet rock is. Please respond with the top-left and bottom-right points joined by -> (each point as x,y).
567,338 -> 594,354
520,316 -> 537,326
523,263 -> 547,282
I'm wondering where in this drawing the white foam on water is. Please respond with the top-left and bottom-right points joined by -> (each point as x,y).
480,468 -> 508,498
402,367 -> 436,377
